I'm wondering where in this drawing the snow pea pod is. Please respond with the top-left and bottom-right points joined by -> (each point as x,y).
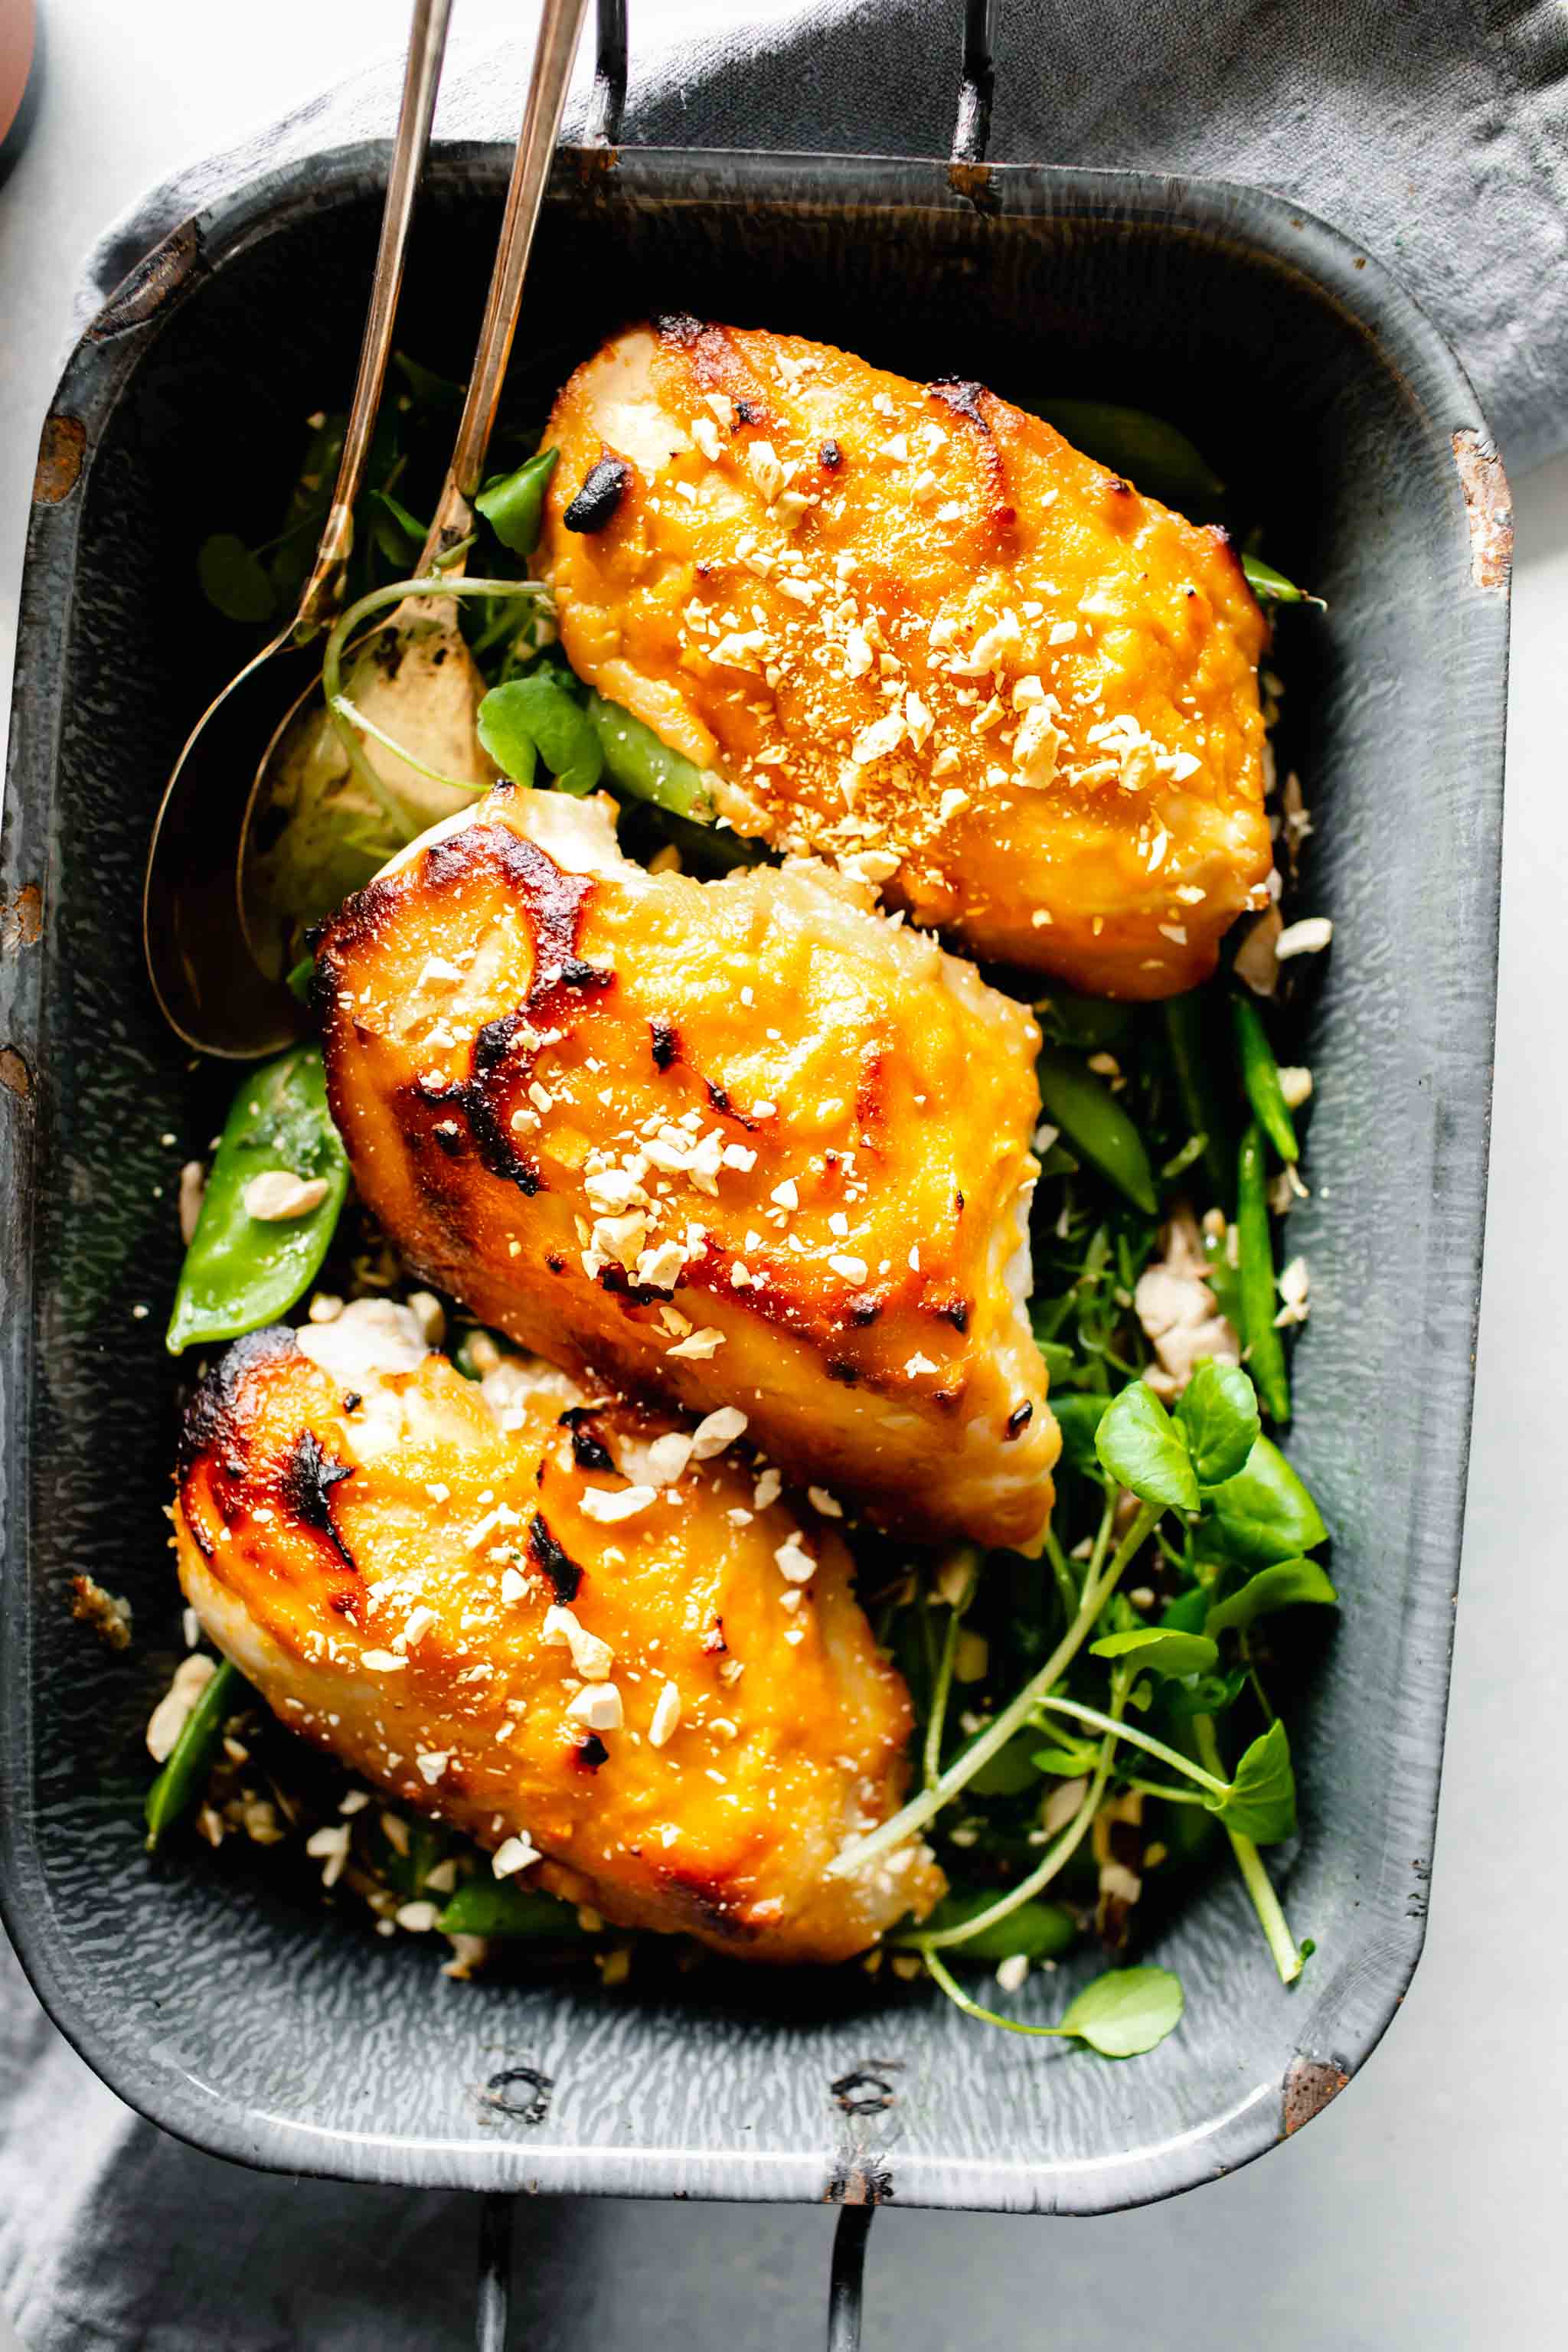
1230,992 -> 1298,1163
1035,1048 -> 1158,1215
165,1047 -> 348,1354
586,692 -> 716,823
435,1881 -> 590,1939
1241,553 -> 1323,609
1161,987 -> 1234,1206
144,1659 -> 243,1851
1236,1121 -> 1290,1423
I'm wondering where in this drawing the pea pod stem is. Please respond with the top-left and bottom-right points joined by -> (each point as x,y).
145,1660 -> 243,1851
827,1500 -> 1159,1880
906,1669 -> 1132,1954
1231,994 -> 1298,1163
1236,1121 -> 1291,1423
922,1546 -> 979,1793
1033,1695 -> 1229,1795
917,1945 -> 1074,2037
1194,1713 -> 1304,1984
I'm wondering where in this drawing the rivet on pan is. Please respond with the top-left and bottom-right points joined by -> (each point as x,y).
482,2065 -> 553,2125
830,2062 -> 901,2116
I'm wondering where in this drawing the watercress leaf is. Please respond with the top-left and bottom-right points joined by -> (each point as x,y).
198,533 -> 276,623
368,487 -> 428,564
1037,1340 -> 1077,1384
1205,1558 -> 1338,1637
1242,553 -> 1325,609
1206,1718 -> 1297,1843
475,681 -> 539,786
1058,1964 -> 1185,2057
1031,1741 -> 1099,1777
923,1892 -> 1079,1962
1163,1667 -> 1250,1720
966,1729 -> 1045,1798
1205,1437 -> 1328,1565
392,350 -> 466,411
1090,1627 -> 1219,1678
476,673 -> 602,794
285,956 -> 315,1006
1158,1586 -> 1210,1635
1096,1381 -> 1200,1513
475,449 -> 559,557
1177,1359 -> 1259,1488
1053,1390 -> 1110,1472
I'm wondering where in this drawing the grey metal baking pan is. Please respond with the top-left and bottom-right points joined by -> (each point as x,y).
0,1 -> 1509,2220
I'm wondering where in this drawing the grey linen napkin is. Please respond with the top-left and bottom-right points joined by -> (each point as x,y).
3,2 -> 1564,2344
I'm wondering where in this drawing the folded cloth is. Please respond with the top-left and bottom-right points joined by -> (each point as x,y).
5,2 -> 1565,2344
67,0 -> 1568,472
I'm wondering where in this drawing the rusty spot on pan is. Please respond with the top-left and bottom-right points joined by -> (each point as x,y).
946,159 -> 1000,216
33,420 -> 85,507
1282,2054 -> 1350,2135
0,1047 -> 33,1102
1,884 -> 43,952
1451,429 -> 1513,591
87,220 -> 201,340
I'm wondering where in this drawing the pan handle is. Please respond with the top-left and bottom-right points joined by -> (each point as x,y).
584,0 -> 998,165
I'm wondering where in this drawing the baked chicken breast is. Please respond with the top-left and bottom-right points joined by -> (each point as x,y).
174,1302 -> 942,1963
540,318 -> 1272,997
317,786 -> 1058,1553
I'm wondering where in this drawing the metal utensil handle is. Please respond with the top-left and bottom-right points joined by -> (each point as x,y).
419,0 -> 592,566
292,0 -> 453,632
586,0 -> 996,164
468,2189 -> 875,2347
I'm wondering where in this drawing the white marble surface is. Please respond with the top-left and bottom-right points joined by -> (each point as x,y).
3,4 -> 1564,2344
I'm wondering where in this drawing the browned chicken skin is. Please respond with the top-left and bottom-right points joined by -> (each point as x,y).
541,318 -> 1273,997
317,786 -> 1058,1553
173,1308 -> 942,1964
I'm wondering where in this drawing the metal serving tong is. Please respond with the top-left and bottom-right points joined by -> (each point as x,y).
142,0 -> 590,1059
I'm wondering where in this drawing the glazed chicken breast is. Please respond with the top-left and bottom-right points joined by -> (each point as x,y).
317,786 -> 1058,1553
541,318 -> 1272,997
174,1302 -> 942,1964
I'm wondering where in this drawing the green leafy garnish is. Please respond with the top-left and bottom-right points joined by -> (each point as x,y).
1206,1559 -> 1338,1636
1057,1965 -> 1187,2057
475,449 -> 559,557
477,674 -> 602,795
1205,1438 -> 1329,1565
1095,1382 -> 1200,1514
1177,1359 -> 1259,1488
1091,1627 -> 1220,1679
922,1949 -> 1184,2057
198,533 -> 276,623
1206,1720 -> 1297,1844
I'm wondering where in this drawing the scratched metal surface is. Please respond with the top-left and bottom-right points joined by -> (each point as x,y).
0,145 -> 1508,2211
